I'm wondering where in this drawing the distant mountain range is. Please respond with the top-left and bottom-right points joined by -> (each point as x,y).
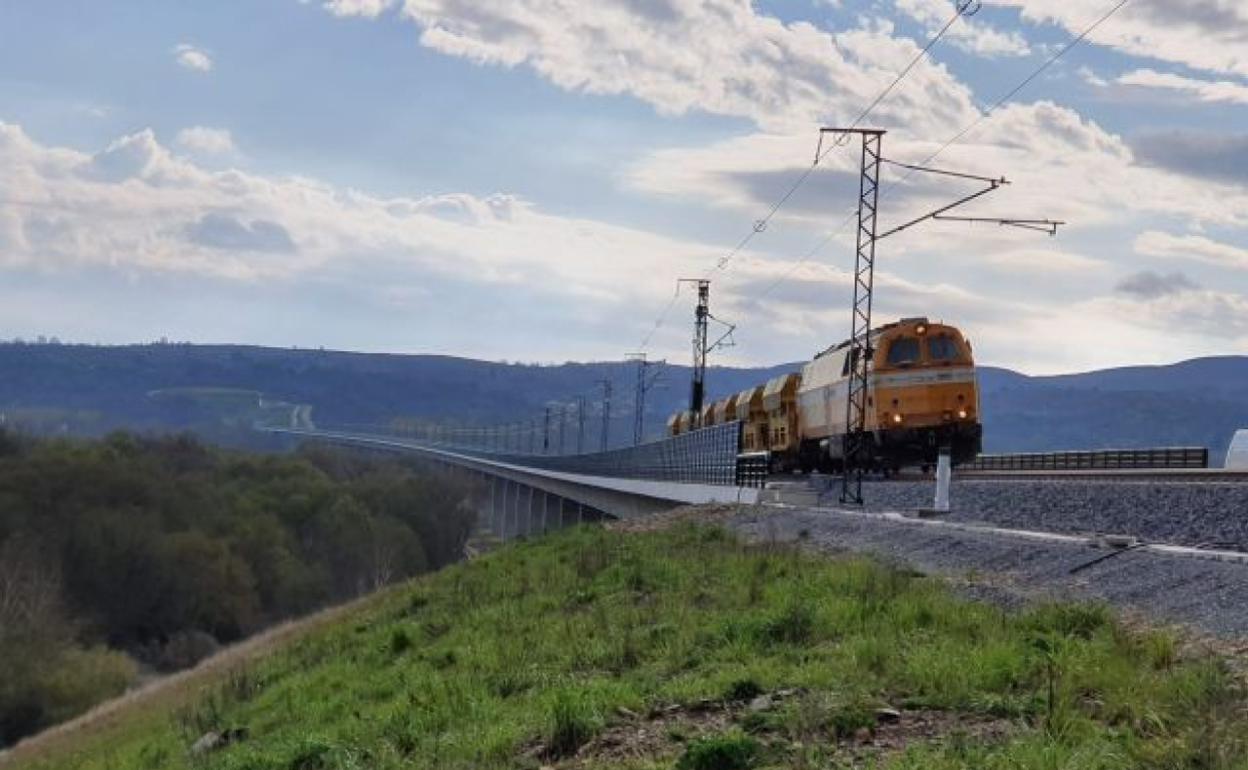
0,343 -> 1244,462
978,358 -> 1248,463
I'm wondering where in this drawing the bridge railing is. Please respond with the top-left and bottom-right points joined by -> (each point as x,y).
318,421 -> 764,487
470,422 -> 743,486
963,447 -> 1209,471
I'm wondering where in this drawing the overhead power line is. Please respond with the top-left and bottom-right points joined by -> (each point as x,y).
890,0 -> 1131,184
636,0 -> 978,350
751,0 -> 1131,306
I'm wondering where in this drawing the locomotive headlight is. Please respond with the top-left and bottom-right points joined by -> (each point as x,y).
916,324 -> 927,335
892,413 -> 903,424
957,408 -> 969,420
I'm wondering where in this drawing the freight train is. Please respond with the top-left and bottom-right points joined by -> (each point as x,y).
667,317 -> 982,472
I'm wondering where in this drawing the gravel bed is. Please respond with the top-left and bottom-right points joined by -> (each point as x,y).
808,478 -> 1248,549
725,506 -> 1248,639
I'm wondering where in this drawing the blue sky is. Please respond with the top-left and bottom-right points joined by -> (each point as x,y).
1,0 -> 1247,373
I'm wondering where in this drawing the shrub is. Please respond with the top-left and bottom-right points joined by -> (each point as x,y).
676,732 -> 760,770
760,600 -> 815,644
1140,630 -> 1178,670
545,690 -> 599,759
828,701 -> 876,740
37,647 -> 137,725
724,678 -> 763,702
1024,603 -> 1111,640
389,628 -> 412,656
285,737 -> 333,770
488,670 -> 532,699
159,629 -> 220,671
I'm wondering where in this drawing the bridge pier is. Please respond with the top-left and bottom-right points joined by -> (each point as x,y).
476,472 -> 610,539
508,479 -> 520,540
491,474 -> 501,541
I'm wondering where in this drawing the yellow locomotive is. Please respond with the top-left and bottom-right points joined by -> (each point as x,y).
669,317 -> 982,472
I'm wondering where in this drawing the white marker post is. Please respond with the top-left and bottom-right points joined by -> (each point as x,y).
933,448 -> 952,513
920,447 -> 952,517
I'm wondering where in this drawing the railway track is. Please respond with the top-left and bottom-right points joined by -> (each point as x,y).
775,468 -> 1248,485
929,468 -> 1248,483
761,469 -> 1248,557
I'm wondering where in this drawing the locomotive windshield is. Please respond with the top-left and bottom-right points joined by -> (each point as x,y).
927,334 -> 961,362
885,337 -> 920,366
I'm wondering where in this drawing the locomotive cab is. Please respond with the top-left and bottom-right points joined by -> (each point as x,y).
870,319 -> 981,466
792,316 -> 983,472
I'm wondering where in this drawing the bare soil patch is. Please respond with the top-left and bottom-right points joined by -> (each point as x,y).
532,691 -> 1016,769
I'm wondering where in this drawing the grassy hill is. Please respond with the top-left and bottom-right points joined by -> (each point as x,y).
8,521 -> 1247,769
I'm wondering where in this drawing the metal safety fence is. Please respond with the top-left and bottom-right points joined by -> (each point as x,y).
318,421 -> 762,487
964,447 -> 1209,471
472,421 -> 744,485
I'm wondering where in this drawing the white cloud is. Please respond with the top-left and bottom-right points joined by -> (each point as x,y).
1114,269 -> 1198,299
323,0 -> 394,17
175,127 -> 236,155
974,292 -> 1248,373
1135,230 -> 1248,270
985,0 -> 1248,79
894,0 -> 1031,57
1103,288 -> 1248,340
173,43 -> 213,72
1077,66 -> 1108,88
630,99 -> 1248,232
326,2 -> 1248,234
2,121 -> 1244,371
1116,68 -> 1248,106
321,0 -> 982,134
0,122 -> 723,313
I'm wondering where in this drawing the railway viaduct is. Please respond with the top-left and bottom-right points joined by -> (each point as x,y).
270,426 -> 764,541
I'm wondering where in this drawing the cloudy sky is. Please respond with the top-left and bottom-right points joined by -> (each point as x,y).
1,0 -> 1246,374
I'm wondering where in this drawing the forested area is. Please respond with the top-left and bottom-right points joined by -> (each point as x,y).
0,431 -> 477,747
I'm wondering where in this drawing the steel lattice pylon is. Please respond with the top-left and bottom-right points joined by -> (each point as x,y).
688,279 -> 710,419
837,129 -> 884,504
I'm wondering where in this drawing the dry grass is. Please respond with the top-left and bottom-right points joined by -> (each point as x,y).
604,503 -> 748,534
0,590 -> 387,768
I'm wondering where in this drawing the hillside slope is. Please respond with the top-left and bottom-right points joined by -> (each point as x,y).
0,343 -> 795,449
0,342 -> 1245,458
979,358 -> 1248,459
7,523 -> 1247,769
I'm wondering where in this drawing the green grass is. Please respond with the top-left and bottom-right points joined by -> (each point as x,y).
676,732 -> 760,769
12,522 -> 1248,769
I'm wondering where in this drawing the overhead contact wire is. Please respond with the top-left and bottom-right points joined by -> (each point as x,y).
635,1 -> 973,350
753,0 -> 1131,305
893,0 -> 1131,182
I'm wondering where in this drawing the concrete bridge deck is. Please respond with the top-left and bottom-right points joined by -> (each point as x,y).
271,428 -> 761,539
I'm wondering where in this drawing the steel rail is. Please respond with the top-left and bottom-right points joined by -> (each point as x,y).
949,469 -> 1248,483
